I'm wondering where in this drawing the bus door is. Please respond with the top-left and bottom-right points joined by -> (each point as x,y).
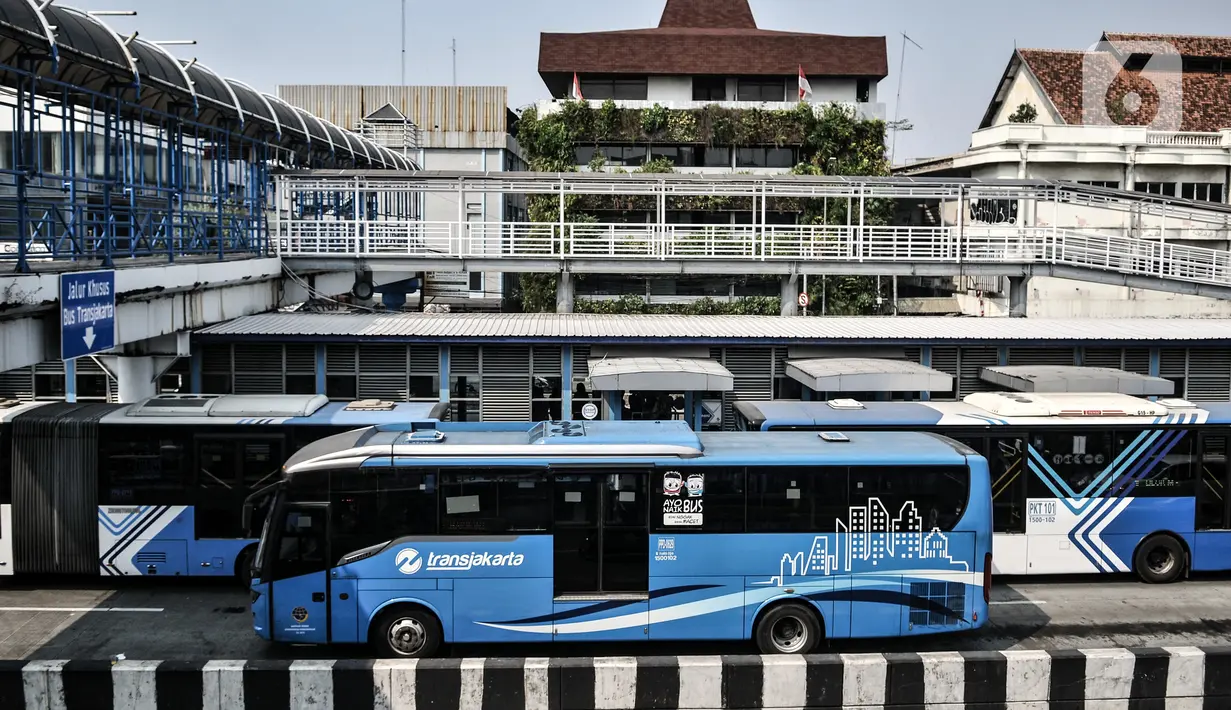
1195,434 -> 1230,567
268,503 -> 337,644
984,433 -> 1029,575
550,467 -> 650,641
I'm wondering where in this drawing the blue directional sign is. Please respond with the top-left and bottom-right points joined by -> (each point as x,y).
60,270 -> 116,360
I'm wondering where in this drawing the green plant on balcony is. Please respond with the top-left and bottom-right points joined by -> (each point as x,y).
513,99 -> 895,314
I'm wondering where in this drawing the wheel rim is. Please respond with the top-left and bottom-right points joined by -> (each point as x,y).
388,618 -> 427,656
1147,546 -> 1176,576
769,616 -> 808,653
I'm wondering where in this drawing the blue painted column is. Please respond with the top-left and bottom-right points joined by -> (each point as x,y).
684,391 -> 694,431
605,390 -> 622,420
190,349 -> 202,394
64,359 -> 76,403
561,346 -> 573,420
921,345 -> 933,402
998,347 -> 1009,367
1149,348 -> 1161,377
439,346 -> 451,404
315,344 -> 326,395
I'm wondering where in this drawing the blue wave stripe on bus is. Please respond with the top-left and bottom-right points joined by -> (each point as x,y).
488,584 -> 723,625
97,506 -> 147,536
802,589 -> 964,621
1028,429 -> 1163,505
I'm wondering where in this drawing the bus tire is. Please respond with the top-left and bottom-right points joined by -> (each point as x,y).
754,602 -> 821,654
1133,534 -> 1186,584
371,605 -> 442,659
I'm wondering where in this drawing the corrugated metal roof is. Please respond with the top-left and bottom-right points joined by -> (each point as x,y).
195,313 -> 1231,344
276,85 -> 511,136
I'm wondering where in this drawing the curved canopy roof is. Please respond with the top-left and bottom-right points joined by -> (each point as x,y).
979,365 -> 1175,396
588,357 -> 734,392
0,0 -> 388,168
786,358 -> 954,393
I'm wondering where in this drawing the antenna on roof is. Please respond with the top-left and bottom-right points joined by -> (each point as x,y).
451,38 -> 457,86
889,32 -> 924,167
400,0 -> 406,85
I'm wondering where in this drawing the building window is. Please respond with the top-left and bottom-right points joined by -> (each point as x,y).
1076,180 -> 1121,190
736,146 -> 798,169
1181,182 -> 1224,203
737,78 -> 786,102
531,348 -> 563,422
577,77 -> 648,101
856,79 -> 871,103
469,272 -> 484,293
703,146 -> 733,168
693,77 -> 726,101
1135,182 -> 1177,197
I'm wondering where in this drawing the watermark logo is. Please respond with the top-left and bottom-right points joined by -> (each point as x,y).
1082,37 -> 1183,131
396,548 -> 423,575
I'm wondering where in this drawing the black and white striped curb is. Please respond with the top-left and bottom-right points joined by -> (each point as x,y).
3,647 -> 1229,709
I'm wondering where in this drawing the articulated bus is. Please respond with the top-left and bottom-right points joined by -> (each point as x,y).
734,392 -> 1231,583
250,420 -> 991,657
0,394 -> 445,582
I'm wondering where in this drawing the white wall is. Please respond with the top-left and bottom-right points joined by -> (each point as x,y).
417,147 -> 505,302
1026,278 -> 1231,317
647,76 -> 693,102
989,69 -> 1059,126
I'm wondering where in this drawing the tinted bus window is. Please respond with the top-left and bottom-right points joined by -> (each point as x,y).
850,466 -> 969,533
988,435 -> 1027,533
331,468 -> 437,556
1025,431 -> 1114,498
1111,429 -> 1196,498
439,468 -> 550,534
652,467 -> 744,533
99,428 -> 192,505
747,467 -> 844,533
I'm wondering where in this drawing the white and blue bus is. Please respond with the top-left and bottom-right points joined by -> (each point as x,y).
0,394 -> 445,582
734,392 -> 1231,583
250,420 -> 991,657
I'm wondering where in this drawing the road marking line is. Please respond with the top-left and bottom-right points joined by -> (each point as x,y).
0,606 -> 164,613
990,600 -> 1048,606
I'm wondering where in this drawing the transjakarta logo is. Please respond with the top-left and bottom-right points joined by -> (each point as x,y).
395,547 -> 524,574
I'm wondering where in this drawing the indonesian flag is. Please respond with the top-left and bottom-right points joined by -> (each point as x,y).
798,66 -> 813,102
571,72 -> 584,101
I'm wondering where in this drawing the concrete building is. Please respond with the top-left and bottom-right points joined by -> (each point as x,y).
278,85 -> 527,310
898,32 -> 1231,318
526,0 -> 889,306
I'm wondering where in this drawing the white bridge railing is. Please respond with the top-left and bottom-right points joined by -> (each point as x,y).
276,221 -> 1231,287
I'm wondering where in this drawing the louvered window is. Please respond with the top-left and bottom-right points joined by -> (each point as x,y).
1187,349 -> 1231,402
722,347 -> 773,431
1083,348 -> 1125,369
1007,348 -> 1075,366
449,345 -> 480,422
1160,349 -> 1188,399
481,346 -> 530,422
570,346 -> 601,419
201,344 -> 233,394
958,347 -> 998,398
531,346 -> 563,422
930,347 -> 959,400
0,367 -> 33,401
233,344 -> 286,395
326,345 -> 358,400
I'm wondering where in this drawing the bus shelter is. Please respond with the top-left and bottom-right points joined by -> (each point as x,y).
587,356 -> 733,429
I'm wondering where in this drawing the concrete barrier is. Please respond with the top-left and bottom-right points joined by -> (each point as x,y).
2,647 -> 1228,709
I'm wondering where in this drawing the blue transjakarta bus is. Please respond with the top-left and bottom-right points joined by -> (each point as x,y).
734,392 -> 1231,584
0,394 -> 444,582
249,420 -> 992,657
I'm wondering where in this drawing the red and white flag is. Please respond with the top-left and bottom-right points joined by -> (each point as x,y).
571,72 -> 585,101
798,65 -> 813,102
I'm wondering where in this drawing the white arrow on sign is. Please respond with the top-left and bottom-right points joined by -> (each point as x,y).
83,326 -> 96,349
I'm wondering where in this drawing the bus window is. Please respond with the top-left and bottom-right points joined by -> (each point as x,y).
1025,431 -> 1114,499
849,466 -> 969,533
271,505 -> 328,582
747,467 -> 843,533
989,436 -> 1026,534
331,468 -> 437,558
1197,436 -> 1228,530
439,468 -> 550,534
1112,429 -> 1196,498
651,467 -> 744,533
99,429 -> 191,506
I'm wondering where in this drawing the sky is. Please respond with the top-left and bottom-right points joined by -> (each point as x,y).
73,0 -> 1231,165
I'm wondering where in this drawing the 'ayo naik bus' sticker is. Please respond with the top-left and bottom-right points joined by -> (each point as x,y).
662,471 -> 703,526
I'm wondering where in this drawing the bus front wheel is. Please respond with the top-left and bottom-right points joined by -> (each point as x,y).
1133,534 -> 1186,584
371,606 -> 442,659
754,602 -> 821,654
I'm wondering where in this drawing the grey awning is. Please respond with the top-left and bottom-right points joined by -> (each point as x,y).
980,365 -> 1174,395
786,358 -> 953,392
589,357 -> 733,392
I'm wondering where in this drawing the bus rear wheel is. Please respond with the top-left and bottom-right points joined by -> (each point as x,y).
754,602 -> 821,654
1134,534 -> 1185,584
372,606 -> 442,659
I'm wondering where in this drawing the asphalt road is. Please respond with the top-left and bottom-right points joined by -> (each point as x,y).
0,575 -> 1228,660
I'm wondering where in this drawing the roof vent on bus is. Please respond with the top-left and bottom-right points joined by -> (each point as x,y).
403,429 -> 446,444
819,432 -> 851,443
827,398 -> 865,410
1159,398 -> 1197,410
345,399 -> 397,411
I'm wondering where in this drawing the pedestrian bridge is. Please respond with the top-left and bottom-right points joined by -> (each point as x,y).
275,172 -> 1231,301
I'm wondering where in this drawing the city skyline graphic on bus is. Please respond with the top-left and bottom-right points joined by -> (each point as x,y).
761,498 -> 969,585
